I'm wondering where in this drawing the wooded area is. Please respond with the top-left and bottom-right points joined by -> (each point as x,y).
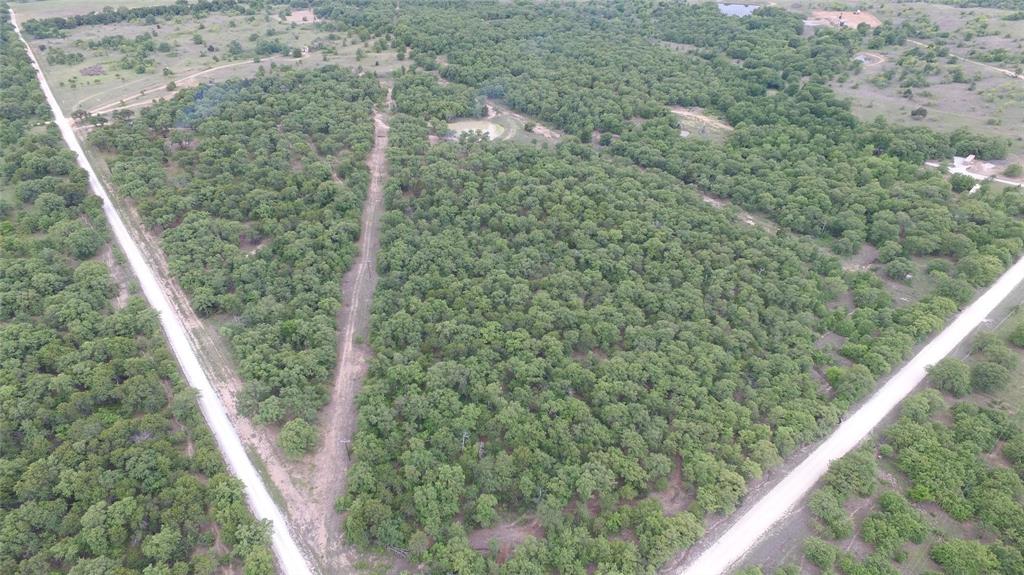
32,0 -> 1024,571
91,68 -> 383,450
0,6 -> 270,573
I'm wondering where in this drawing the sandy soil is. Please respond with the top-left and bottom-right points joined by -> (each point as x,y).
806,10 -> 881,28
926,158 -> 1024,187
854,52 -> 886,67
285,9 -> 318,24
670,107 -> 734,133
97,243 -> 131,309
699,191 -> 777,233
448,119 -> 506,140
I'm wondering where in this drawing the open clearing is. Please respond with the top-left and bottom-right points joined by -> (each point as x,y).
445,101 -> 561,144
670,106 -> 733,142
12,0 -> 176,19
805,10 -> 881,29
826,1 -> 1024,154
285,9 -> 318,24
448,119 -> 507,140
22,4 -> 400,114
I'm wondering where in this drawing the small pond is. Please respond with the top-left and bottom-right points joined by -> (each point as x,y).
718,3 -> 760,17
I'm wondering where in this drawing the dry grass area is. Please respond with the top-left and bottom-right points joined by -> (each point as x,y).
806,10 -> 881,29
16,4 -> 400,116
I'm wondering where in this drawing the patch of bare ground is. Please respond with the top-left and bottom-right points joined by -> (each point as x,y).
698,191 -> 778,233
650,458 -> 695,516
669,106 -> 734,132
97,243 -> 131,309
285,9 -> 318,24
469,517 -> 544,562
806,10 -> 881,29
842,244 -> 878,272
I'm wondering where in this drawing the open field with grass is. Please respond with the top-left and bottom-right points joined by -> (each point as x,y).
832,2 -> 1023,156
14,3 -> 400,115
11,0 -> 177,20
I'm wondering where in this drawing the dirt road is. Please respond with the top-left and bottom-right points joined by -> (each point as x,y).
676,254 -> 1024,575
9,8 -> 313,575
300,89 -> 393,571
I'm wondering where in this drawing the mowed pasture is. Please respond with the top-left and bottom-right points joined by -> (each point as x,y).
15,4 -> 401,115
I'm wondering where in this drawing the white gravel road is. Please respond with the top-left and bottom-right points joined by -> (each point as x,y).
10,9 -> 313,575
680,254 -> 1024,575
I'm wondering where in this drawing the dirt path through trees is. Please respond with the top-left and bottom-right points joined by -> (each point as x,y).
301,87 -> 393,570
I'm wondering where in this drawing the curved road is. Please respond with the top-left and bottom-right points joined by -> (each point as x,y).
679,254 -> 1024,575
11,9 -> 314,575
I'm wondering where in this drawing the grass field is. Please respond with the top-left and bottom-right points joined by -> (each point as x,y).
14,3 -> 400,115
11,0 -> 177,20
831,2 -> 1024,157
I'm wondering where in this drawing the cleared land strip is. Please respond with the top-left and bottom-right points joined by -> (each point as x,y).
10,8 -> 314,575
677,254 -> 1024,575
298,89 -> 393,570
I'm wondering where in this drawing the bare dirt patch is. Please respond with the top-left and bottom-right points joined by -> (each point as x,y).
806,10 -> 881,29
469,517 -> 544,561
285,9 -> 318,24
303,90 -> 393,571
670,106 -> 733,135
842,243 -> 879,272
854,52 -> 885,67
97,243 -> 131,309
650,458 -> 695,516
447,119 -> 507,140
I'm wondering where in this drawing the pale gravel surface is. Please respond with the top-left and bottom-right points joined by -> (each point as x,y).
678,254 -> 1024,575
11,8 -> 313,575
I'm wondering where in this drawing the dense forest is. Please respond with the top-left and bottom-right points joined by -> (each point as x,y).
66,0 -> 1024,571
0,7 -> 271,574
90,67 -> 384,449
317,0 -> 1024,570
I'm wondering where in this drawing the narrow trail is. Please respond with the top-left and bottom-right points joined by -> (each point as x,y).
305,88 -> 393,570
85,87 -> 396,573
